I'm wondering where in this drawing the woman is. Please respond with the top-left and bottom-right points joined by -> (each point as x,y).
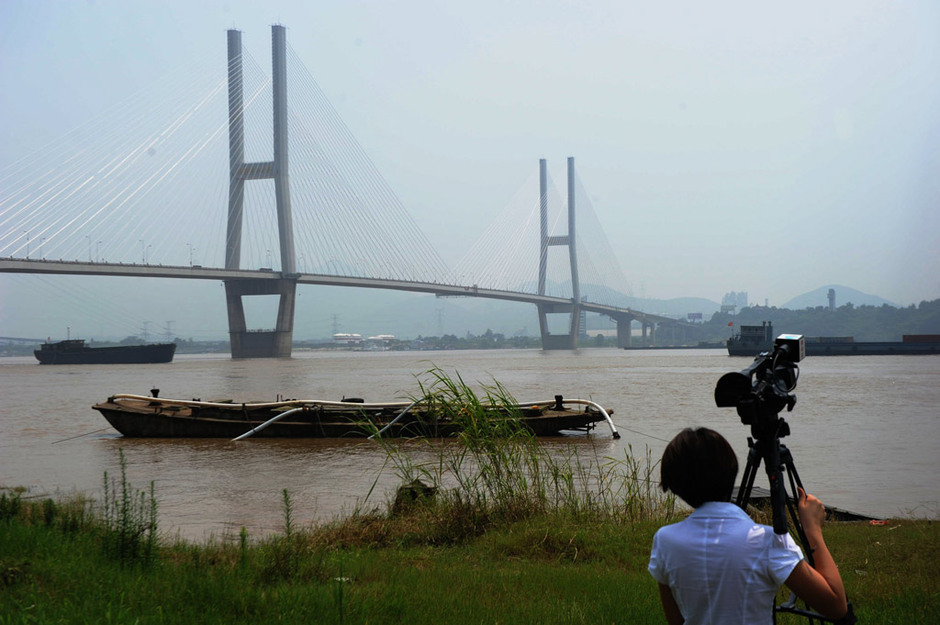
648,427 -> 848,624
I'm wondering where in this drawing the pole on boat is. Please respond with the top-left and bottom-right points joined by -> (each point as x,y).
521,398 -> 619,439
577,399 -> 620,439
231,406 -> 306,441
368,400 -> 420,439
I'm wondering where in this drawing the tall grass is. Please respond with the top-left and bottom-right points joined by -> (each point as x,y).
367,367 -> 677,542
101,449 -> 158,566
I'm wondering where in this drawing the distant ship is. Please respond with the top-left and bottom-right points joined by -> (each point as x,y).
34,339 -> 176,365
727,322 -> 940,356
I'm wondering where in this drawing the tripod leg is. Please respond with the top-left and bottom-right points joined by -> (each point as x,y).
735,437 -> 761,510
771,445 -> 823,624
759,436 -> 790,535
776,445 -> 857,624
779,445 -> 814,565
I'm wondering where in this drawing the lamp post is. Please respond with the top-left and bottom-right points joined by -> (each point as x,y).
96,241 -> 102,263
23,231 -> 29,259
187,243 -> 194,267
140,240 -> 145,263
40,237 -> 45,260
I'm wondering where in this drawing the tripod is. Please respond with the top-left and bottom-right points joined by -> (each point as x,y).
735,416 -> 857,625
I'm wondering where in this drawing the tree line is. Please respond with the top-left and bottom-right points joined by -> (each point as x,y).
699,298 -> 940,343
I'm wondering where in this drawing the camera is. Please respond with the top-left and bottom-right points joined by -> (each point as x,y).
715,334 -> 805,439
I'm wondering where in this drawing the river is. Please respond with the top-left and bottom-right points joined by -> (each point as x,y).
1,348 -> 937,541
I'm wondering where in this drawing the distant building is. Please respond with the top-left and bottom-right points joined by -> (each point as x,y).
333,333 -> 362,345
722,291 -> 748,310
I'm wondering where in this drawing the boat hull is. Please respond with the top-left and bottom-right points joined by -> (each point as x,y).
92,395 -> 608,439
728,340 -> 940,357
35,341 -> 176,365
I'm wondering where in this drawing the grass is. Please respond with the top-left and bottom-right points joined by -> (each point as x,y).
1,494 -> 937,624
1,369 -> 937,623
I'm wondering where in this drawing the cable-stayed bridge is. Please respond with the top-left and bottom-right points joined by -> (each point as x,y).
0,25 -> 679,357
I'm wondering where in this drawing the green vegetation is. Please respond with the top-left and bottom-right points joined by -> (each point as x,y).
2,489 -> 936,623
101,450 -> 158,567
2,371 -> 937,623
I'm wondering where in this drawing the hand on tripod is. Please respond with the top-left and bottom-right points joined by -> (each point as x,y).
784,487 -> 849,621
798,487 -> 829,532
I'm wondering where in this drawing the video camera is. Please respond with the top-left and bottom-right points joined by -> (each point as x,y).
715,334 -> 805,440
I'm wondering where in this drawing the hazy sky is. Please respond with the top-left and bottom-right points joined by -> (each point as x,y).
2,0 -> 939,314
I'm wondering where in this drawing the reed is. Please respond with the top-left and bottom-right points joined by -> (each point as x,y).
366,367 -> 677,543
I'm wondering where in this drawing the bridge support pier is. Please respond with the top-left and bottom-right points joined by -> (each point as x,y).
611,313 -> 635,349
538,303 -> 580,350
225,278 -> 297,358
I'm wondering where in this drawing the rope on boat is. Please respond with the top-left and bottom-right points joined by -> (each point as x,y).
368,400 -> 420,439
231,406 -> 307,441
52,427 -> 113,444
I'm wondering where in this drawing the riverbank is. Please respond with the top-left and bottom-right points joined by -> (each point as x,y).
1,487 -> 936,624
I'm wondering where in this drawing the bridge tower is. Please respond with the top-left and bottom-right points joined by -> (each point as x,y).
224,26 -> 298,358
537,157 -> 582,350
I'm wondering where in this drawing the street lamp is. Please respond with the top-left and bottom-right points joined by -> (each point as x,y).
40,237 -> 45,260
146,245 -> 152,265
187,243 -> 194,267
23,231 -> 29,259
140,240 -> 145,263
96,240 -> 102,263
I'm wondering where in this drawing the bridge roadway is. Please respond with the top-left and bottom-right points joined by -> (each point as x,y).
0,257 -> 676,329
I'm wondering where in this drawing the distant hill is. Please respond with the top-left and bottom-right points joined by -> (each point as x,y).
556,281 -> 721,318
783,285 -> 896,310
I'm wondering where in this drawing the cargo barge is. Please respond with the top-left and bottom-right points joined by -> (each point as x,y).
34,339 -> 176,365
727,322 -> 940,356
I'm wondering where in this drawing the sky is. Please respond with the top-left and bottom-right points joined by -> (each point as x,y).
1,0 -> 939,339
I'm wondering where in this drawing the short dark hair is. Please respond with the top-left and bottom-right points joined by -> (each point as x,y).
660,427 -> 738,508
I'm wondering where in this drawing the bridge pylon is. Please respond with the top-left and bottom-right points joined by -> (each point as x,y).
224,26 -> 298,358
537,157 -> 582,350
